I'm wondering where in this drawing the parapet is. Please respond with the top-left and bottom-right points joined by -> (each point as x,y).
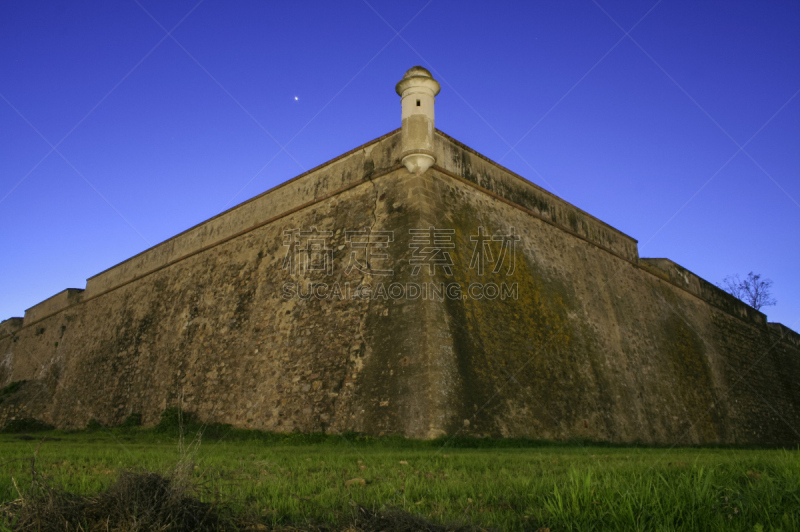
639,258 -> 768,327
23,288 -> 84,326
0,317 -> 24,339
768,322 -> 800,348
82,130 -> 403,300
433,130 -> 640,264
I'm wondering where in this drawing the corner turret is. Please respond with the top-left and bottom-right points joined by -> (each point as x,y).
396,66 -> 440,175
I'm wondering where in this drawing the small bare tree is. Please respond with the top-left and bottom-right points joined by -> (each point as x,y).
718,272 -> 777,311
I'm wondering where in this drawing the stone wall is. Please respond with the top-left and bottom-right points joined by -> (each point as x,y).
1,129 -> 798,445
639,258 -> 767,327
0,318 -> 23,339
23,289 -> 84,326
434,131 -> 640,264
401,164 -> 800,444
0,163 -> 432,434
82,129 -> 403,300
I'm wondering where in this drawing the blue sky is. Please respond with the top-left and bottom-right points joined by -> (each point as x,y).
1,0 -> 798,330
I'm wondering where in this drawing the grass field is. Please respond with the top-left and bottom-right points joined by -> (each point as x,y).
1,422 -> 799,531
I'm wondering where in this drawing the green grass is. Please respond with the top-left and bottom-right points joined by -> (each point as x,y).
1,427 -> 799,531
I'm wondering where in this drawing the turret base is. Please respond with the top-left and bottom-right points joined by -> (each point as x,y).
401,153 -> 435,175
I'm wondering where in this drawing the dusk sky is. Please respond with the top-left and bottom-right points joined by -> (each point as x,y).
2,1 -> 798,330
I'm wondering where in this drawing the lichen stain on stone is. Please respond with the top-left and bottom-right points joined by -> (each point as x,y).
659,310 -> 723,442
443,206 -> 581,439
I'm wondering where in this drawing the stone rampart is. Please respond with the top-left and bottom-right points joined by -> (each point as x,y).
0,165 -> 421,433
82,130 -> 403,300
0,318 -> 23,339
410,166 -> 800,444
23,289 -> 84,327
639,258 -> 767,327
768,322 -> 800,348
434,131 -> 639,263
1,129 -> 798,445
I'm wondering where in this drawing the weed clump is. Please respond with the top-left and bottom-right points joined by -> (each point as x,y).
155,407 -> 199,434
0,379 -> 27,406
0,380 -> 26,397
85,418 -> 104,431
154,408 -> 234,440
119,412 -> 142,428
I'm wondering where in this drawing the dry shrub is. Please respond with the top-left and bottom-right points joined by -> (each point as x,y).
1,462 -> 238,531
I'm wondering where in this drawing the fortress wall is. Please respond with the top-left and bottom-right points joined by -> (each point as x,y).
80,130 -> 403,301
23,289 -> 84,326
639,258 -> 767,327
434,131 -> 640,263
0,166 -> 455,438
0,318 -> 23,339
415,166 -> 800,444
704,305 -> 800,443
1,129 -> 798,444
768,322 -> 800,348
